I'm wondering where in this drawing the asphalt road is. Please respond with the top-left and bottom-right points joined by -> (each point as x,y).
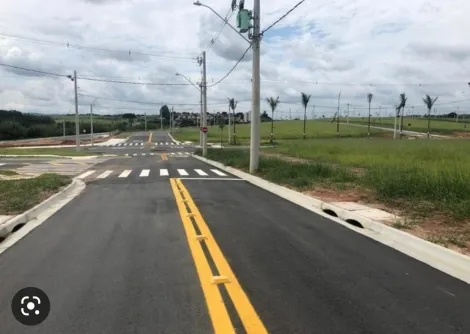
0,143 -> 469,333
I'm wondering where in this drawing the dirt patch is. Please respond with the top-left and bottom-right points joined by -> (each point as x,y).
302,184 -> 470,254
452,131 -> 470,138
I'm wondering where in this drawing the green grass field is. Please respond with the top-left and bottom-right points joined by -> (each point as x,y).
0,173 -> 71,215
173,120 -> 385,143
347,116 -> 470,134
200,137 -> 470,221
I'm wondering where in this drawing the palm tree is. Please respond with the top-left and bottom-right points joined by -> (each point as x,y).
367,93 -> 373,137
423,95 -> 439,139
397,93 -> 407,139
266,96 -> 279,144
228,98 -> 238,144
301,92 -> 311,139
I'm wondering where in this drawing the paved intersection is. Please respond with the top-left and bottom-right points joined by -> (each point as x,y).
0,130 -> 469,333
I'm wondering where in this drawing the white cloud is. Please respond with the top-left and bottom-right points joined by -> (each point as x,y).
0,0 -> 470,118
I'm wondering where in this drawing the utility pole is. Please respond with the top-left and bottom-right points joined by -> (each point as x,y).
202,51 -> 208,157
145,113 -> 147,131
346,103 -> 349,124
400,105 -> 405,139
228,103 -> 232,144
311,105 -> 315,119
63,119 -> 66,138
171,107 -> 174,135
160,112 -> 163,130
73,70 -> 80,152
90,104 -> 94,146
336,92 -> 341,136
250,0 -> 261,173
199,84 -> 203,146
289,108 -> 292,119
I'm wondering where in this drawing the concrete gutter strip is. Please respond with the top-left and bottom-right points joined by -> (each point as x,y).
167,133 -> 181,145
0,178 -> 86,240
193,154 -> 470,284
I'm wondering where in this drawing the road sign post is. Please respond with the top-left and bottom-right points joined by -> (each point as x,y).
201,126 -> 208,133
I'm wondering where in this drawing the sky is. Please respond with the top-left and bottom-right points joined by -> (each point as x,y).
1,0 -> 470,119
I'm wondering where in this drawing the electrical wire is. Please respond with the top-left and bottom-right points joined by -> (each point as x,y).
0,33 -> 199,61
262,0 -> 305,35
204,8 -> 235,53
207,45 -> 251,87
0,63 -> 69,78
77,76 -> 194,86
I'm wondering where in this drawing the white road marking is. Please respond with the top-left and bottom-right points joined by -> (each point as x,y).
119,170 -> 132,178
165,142 -> 169,145
140,143 -> 144,146
133,153 -> 137,156
177,169 -> 189,176
140,169 -> 150,177
160,142 -> 164,145
160,169 -> 169,176
77,170 -> 95,179
97,170 -> 113,179
211,169 -> 227,176
142,153 -> 146,156
150,153 -> 155,155
0,163 -> 5,166
194,169 -> 208,176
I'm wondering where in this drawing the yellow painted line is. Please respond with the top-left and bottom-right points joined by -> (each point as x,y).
48,161 -> 63,166
76,161 -> 88,166
161,153 -> 167,160
171,178 -> 268,334
147,131 -> 153,143
170,179 -> 234,333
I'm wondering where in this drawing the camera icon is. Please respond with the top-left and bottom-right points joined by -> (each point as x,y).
12,287 -> 50,326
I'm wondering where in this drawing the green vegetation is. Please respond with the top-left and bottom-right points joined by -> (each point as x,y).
0,173 -> 71,214
200,138 -> 470,221
347,116 -> 470,134
0,170 -> 19,176
0,148 -> 99,156
174,120 -> 385,143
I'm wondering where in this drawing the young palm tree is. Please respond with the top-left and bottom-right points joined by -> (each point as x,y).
266,96 -> 280,144
367,93 -> 373,137
423,95 -> 439,139
301,92 -> 311,139
228,98 -> 238,144
398,93 -> 407,139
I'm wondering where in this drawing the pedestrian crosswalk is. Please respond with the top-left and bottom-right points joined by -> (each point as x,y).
124,152 -> 192,157
76,168 -> 229,180
102,142 -> 182,147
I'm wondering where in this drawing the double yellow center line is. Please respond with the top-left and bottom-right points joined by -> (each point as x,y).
170,178 -> 268,334
161,153 -> 168,161
147,131 -> 153,143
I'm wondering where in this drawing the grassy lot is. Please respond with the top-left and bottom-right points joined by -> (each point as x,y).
199,137 -> 470,252
0,170 -> 19,176
347,117 -> 470,135
0,174 -> 71,215
0,148 -> 99,156
173,120 -> 385,143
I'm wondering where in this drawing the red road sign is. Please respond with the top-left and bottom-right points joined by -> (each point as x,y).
201,127 -> 208,133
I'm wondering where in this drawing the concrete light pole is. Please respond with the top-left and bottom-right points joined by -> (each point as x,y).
67,71 -> 80,152
90,97 -> 98,147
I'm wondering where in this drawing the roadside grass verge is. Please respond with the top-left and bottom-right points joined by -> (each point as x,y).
0,170 -> 19,176
0,174 -> 71,215
198,143 -> 470,252
0,148 -> 99,156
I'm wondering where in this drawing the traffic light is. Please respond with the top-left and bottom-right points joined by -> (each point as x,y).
236,9 -> 252,33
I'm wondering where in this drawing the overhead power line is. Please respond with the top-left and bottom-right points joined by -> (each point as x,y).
262,0 -> 305,35
204,8 -> 235,53
207,45 -> 252,87
0,63 -> 69,78
0,32 -> 199,62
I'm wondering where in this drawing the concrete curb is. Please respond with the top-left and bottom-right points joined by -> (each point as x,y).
193,154 -> 470,284
0,178 -> 85,239
168,133 -> 181,145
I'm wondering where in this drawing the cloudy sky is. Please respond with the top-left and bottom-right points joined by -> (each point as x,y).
1,0 -> 469,119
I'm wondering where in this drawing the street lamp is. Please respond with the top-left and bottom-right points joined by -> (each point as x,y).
68,71 -> 80,151
90,97 -> 98,146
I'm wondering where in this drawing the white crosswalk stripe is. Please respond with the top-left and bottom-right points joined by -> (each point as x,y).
77,170 -> 96,179
119,170 -> 132,178
97,170 -> 113,179
211,169 -> 227,176
77,168 -> 231,180
194,169 -> 208,176
177,169 -> 189,176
